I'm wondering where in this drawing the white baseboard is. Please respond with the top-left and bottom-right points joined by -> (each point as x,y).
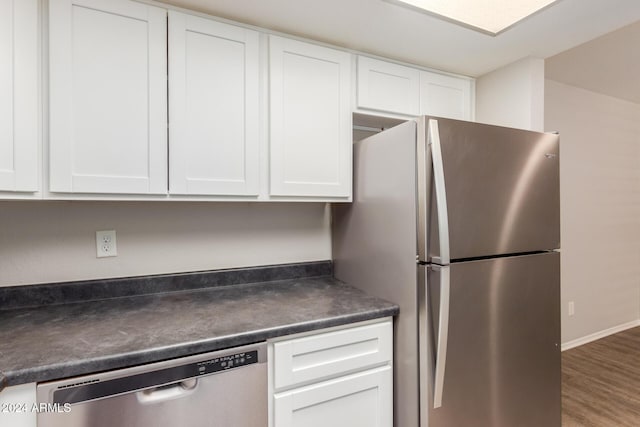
561,319 -> 640,351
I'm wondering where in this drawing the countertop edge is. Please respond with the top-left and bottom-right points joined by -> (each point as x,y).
2,306 -> 398,387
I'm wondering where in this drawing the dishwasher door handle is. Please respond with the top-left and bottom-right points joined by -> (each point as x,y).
137,379 -> 198,404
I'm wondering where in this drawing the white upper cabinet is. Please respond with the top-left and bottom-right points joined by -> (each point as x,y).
420,70 -> 473,120
269,36 -> 352,199
0,0 -> 39,193
37,1 -> 473,201
356,56 -> 420,116
168,12 -> 259,196
49,0 -> 167,194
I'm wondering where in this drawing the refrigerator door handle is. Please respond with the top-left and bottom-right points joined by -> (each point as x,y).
433,265 -> 450,408
428,119 -> 450,265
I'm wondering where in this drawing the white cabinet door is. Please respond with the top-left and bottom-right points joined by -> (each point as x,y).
420,71 -> 473,120
49,0 -> 167,194
269,36 -> 351,199
0,383 -> 37,427
0,0 -> 38,193
168,12 -> 259,196
357,56 -> 420,116
274,366 -> 392,427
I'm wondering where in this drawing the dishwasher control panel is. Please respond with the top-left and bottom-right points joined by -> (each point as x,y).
41,343 -> 266,407
197,350 -> 258,375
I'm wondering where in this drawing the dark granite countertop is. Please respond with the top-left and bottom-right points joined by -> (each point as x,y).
0,262 -> 398,389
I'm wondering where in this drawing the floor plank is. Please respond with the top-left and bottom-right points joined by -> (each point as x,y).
562,327 -> 640,426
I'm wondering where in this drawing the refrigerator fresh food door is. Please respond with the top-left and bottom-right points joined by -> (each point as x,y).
418,117 -> 560,263
419,252 -> 561,427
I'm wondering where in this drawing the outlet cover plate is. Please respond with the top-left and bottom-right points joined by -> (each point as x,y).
96,230 -> 117,258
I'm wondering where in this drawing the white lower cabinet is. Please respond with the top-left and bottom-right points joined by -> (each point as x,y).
269,319 -> 393,427
274,366 -> 392,427
0,383 -> 37,427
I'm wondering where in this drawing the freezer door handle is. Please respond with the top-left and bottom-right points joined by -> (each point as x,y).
428,119 -> 450,265
433,265 -> 450,408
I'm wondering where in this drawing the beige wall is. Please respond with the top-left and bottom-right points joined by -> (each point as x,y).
476,57 -> 545,131
545,79 -> 640,344
0,201 -> 331,287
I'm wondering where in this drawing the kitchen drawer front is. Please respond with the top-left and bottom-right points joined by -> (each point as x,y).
273,320 -> 392,390
273,365 -> 392,427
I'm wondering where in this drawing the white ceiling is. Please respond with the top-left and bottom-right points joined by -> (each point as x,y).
546,20 -> 640,104
158,0 -> 640,77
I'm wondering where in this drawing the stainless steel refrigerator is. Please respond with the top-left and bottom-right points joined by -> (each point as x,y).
333,116 -> 561,427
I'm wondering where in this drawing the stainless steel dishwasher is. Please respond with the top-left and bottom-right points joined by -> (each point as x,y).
37,342 -> 267,427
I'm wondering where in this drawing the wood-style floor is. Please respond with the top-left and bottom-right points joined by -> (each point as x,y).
562,326 -> 640,426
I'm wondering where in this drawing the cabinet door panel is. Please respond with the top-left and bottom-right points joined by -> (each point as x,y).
274,366 -> 392,427
49,0 -> 167,194
420,71 -> 472,120
0,383 -> 37,427
357,56 -> 420,116
0,0 -> 38,192
269,36 -> 351,198
169,12 -> 259,195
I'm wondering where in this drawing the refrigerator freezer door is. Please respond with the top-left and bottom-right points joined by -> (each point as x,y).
420,252 -> 561,427
418,117 -> 560,262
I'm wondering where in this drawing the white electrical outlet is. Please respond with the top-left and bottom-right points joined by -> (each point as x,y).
96,230 -> 117,258
568,301 -> 575,316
